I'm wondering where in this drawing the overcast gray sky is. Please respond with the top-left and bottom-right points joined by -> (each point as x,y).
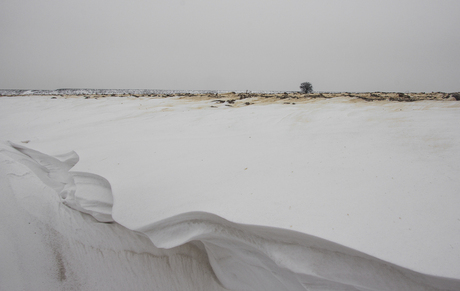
1,0 -> 459,92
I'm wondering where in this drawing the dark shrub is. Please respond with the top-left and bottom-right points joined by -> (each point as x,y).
300,82 -> 313,93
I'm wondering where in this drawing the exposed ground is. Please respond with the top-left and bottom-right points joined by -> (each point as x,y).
8,91 -> 458,105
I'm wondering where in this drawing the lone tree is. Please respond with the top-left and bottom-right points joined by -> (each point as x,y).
300,82 -> 313,93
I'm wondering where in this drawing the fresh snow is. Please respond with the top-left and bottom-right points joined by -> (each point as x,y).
1,96 -> 459,290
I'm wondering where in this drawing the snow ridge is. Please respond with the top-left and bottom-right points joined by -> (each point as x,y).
3,142 -> 460,291
137,212 -> 460,291
9,142 -> 114,223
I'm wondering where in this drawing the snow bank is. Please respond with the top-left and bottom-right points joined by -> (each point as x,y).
0,141 -> 226,291
8,142 -> 113,223
1,141 -> 459,290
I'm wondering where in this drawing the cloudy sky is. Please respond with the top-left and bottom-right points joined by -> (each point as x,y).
1,0 -> 459,92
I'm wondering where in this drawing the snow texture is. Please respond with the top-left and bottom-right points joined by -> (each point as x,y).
1,142 -> 460,291
1,96 -> 460,290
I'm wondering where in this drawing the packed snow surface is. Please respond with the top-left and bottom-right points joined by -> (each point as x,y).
1,95 -> 460,290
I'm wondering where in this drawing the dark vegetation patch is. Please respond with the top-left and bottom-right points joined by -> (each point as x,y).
4,91 -> 459,103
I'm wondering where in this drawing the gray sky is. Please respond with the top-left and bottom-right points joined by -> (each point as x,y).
1,0 -> 459,92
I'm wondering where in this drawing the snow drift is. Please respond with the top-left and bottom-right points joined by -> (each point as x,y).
2,141 -> 459,291
0,141 -> 225,291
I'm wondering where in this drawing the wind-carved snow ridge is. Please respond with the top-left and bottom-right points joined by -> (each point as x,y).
8,141 -> 114,223
138,213 -> 460,291
4,142 -> 460,291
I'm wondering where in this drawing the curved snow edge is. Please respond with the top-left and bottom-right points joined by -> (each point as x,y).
7,141 -> 114,223
137,211 -> 460,291
4,142 -> 460,291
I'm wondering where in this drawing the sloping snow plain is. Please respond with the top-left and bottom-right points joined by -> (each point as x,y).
1,95 -> 459,291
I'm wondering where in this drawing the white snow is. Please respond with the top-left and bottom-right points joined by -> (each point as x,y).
1,95 -> 459,290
